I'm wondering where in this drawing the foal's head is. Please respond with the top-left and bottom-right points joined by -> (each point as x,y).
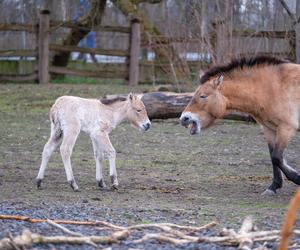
126,93 -> 151,131
180,75 -> 227,135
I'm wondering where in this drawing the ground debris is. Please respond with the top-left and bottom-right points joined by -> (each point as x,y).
0,215 -> 299,250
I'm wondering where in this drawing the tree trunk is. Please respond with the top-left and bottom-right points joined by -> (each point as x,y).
103,92 -> 255,122
52,0 -> 107,68
111,0 -> 191,84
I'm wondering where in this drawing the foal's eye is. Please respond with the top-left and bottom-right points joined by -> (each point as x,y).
200,95 -> 208,99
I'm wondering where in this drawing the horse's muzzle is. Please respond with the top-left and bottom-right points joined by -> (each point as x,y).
180,116 -> 190,127
180,112 -> 201,135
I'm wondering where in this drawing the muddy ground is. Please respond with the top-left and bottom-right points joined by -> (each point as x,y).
0,84 -> 299,249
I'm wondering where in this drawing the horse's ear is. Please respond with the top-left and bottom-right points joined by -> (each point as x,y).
213,75 -> 224,89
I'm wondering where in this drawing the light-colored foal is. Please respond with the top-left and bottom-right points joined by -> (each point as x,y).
36,94 -> 151,191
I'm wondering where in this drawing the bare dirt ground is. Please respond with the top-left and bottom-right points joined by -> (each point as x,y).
0,84 -> 299,249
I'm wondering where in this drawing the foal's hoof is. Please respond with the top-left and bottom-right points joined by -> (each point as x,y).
261,189 -> 276,196
69,181 -> 80,192
36,179 -> 42,189
97,180 -> 107,190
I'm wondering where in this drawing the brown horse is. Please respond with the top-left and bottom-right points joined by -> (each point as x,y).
180,56 -> 300,195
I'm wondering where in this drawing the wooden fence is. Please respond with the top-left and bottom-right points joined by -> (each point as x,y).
0,10 -> 139,85
0,10 -> 298,85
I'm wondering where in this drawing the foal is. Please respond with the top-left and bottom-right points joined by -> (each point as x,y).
36,94 -> 151,191
180,56 -> 300,195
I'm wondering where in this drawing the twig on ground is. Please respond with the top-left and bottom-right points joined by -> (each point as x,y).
238,216 -> 254,250
46,219 -> 84,237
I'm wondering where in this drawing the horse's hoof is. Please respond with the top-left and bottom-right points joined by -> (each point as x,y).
111,184 -> 119,191
261,189 -> 276,196
36,179 -> 42,189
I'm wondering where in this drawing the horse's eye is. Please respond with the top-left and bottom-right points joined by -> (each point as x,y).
136,109 -> 142,113
200,95 -> 207,99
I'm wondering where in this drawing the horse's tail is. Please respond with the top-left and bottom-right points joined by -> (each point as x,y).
278,188 -> 300,250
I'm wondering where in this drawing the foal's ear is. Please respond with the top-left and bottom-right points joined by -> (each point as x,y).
213,75 -> 224,89
128,93 -> 134,101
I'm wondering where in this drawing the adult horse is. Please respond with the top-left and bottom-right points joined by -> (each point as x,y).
180,56 -> 300,195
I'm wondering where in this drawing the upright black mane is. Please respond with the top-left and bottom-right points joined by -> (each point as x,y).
100,96 -> 127,105
200,56 -> 289,84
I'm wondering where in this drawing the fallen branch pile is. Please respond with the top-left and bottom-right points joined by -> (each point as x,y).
0,215 -> 299,249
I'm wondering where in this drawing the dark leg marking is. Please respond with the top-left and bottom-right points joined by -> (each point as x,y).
266,144 -> 283,194
110,175 -> 118,190
272,147 -> 300,185
36,179 -> 42,189
97,179 -> 107,189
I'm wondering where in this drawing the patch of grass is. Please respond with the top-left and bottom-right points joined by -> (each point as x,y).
139,219 -> 153,224
254,151 -> 269,158
51,75 -> 124,85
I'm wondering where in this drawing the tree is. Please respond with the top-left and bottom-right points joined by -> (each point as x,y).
52,0 -> 107,67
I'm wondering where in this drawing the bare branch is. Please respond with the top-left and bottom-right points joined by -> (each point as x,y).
277,0 -> 296,22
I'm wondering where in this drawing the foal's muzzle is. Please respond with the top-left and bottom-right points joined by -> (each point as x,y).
142,122 -> 151,131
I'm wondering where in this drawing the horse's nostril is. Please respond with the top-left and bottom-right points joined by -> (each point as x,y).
183,116 -> 189,122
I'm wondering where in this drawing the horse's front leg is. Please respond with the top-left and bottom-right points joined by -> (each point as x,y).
99,132 -> 119,190
262,126 -> 283,195
262,144 -> 284,195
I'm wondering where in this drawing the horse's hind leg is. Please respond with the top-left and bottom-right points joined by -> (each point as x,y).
60,127 -> 80,191
36,124 -> 62,189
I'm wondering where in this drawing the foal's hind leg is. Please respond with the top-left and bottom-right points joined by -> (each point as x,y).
60,127 -> 80,191
36,124 -> 62,189
261,126 -> 283,195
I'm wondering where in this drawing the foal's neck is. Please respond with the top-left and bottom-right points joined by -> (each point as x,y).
108,101 -> 130,127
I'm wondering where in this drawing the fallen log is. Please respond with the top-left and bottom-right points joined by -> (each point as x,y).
104,92 -> 256,122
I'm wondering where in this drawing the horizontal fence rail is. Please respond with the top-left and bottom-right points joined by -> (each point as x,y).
0,11 -> 297,84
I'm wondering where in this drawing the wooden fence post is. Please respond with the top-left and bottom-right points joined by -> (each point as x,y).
38,10 -> 50,84
128,18 -> 140,85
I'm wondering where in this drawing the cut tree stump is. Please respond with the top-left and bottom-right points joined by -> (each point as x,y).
103,92 -> 255,122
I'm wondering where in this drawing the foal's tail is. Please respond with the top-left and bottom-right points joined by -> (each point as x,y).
50,105 -> 62,139
278,188 -> 300,250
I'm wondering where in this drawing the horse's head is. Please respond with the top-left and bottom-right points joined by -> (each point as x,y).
127,93 -> 151,131
180,75 -> 227,135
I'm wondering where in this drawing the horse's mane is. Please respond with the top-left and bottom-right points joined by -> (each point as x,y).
100,96 -> 127,105
200,56 -> 289,84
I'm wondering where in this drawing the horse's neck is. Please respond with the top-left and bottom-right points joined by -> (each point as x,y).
221,78 -> 262,115
108,101 -> 129,127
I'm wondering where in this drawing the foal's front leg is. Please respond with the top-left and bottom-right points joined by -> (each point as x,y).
98,132 -> 118,189
91,136 -> 106,189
